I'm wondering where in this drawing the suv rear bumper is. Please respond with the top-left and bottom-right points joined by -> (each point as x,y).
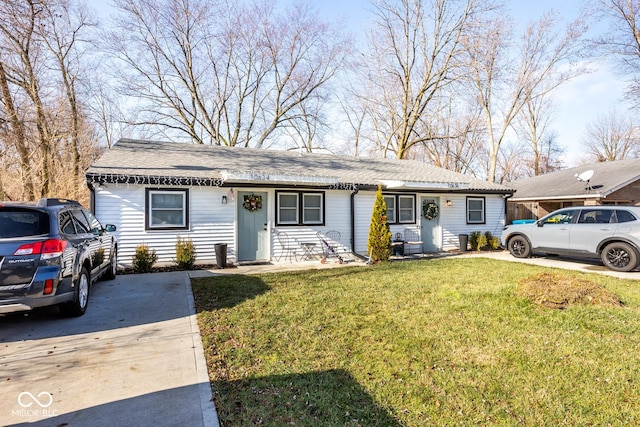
0,292 -> 75,314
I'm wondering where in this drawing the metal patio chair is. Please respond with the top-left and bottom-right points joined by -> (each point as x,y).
276,231 -> 298,262
403,228 -> 423,255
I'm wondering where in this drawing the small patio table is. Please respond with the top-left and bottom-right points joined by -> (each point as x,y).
300,242 -> 317,261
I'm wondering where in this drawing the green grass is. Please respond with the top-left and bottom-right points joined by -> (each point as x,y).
192,258 -> 640,426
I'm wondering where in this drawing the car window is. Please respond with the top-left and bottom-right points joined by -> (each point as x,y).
0,208 -> 49,238
81,209 -> 103,235
578,209 -> 612,224
71,209 -> 91,234
615,210 -> 638,223
59,210 -> 77,235
541,210 -> 577,225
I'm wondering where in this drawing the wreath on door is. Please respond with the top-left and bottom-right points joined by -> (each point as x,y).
243,194 -> 263,212
423,201 -> 439,220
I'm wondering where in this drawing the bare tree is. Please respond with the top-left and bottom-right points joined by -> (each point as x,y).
582,108 -> 640,160
514,95 -> 565,176
594,0 -> 640,106
354,0 -> 490,160
462,11 -> 587,182
415,96 -> 487,176
106,0 -> 350,148
0,0 -> 100,202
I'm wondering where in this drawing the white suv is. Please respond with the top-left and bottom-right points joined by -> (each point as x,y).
501,206 -> 640,272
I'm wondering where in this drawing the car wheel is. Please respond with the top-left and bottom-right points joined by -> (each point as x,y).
60,267 -> 90,317
601,242 -> 639,272
508,235 -> 532,258
103,248 -> 117,280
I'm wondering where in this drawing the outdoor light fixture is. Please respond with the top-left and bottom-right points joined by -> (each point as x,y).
446,200 -> 452,207
222,195 -> 228,204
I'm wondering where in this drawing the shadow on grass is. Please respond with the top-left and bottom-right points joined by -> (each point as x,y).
213,369 -> 401,426
191,275 -> 271,311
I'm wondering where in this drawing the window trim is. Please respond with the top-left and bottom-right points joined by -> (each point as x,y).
275,190 -> 325,226
145,188 -> 189,231
383,194 -> 416,224
384,195 -> 396,224
277,192 -> 300,225
466,196 -> 486,224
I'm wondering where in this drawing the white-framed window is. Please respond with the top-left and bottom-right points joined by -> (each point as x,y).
398,195 -> 415,223
277,192 -> 299,225
384,194 -> 415,224
276,191 -> 325,226
303,193 -> 323,224
384,196 -> 396,223
146,189 -> 188,230
466,196 -> 485,224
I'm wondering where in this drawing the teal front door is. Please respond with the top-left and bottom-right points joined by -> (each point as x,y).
237,191 -> 269,261
420,197 -> 440,252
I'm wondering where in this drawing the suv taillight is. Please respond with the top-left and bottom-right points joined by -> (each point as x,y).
14,239 -> 67,257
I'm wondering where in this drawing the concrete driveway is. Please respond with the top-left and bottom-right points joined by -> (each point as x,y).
459,250 -> 640,279
0,272 -> 218,427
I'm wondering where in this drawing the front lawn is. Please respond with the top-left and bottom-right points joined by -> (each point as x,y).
192,258 -> 640,426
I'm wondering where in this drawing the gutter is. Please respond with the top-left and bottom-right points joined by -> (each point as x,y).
509,194 -> 604,202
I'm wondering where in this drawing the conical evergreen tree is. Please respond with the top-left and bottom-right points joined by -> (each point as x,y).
367,185 -> 392,262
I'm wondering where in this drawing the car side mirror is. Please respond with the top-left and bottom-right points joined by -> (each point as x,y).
105,224 -> 117,232
536,221 -> 543,227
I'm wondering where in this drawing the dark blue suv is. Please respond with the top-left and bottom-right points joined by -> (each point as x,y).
0,198 -> 117,317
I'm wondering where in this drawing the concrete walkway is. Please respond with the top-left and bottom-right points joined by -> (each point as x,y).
0,272 -> 218,427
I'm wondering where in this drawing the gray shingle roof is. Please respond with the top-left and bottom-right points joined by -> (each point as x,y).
86,138 -> 512,192
507,158 -> 640,201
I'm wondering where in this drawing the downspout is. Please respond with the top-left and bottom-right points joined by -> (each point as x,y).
350,187 -> 359,255
86,178 -> 96,214
503,192 -> 513,227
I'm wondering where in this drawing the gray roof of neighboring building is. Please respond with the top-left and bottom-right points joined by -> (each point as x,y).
507,158 -> 640,201
86,139 -> 512,193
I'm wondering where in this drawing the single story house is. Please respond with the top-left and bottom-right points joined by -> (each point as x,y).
507,158 -> 640,223
85,139 -> 514,267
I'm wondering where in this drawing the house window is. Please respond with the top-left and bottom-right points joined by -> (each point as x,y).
277,193 -> 299,224
467,196 -> 485,224
276,191 -> 324,226
303,193 -> 323,224
398,195 -> 415,223
146,189 -> 189,230
384,196 -> 396,223
384,194 -> 416,224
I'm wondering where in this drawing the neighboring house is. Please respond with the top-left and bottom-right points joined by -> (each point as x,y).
507,158 -> 640,222
85,139 -> 514,267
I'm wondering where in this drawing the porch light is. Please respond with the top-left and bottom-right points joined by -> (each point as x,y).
222,195 -> 228,204
446,200 -> 452,207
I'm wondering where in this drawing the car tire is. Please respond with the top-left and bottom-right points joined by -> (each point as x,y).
103,248 -> 117,281
601,242 -> 639,272
508,235 -> 532,258
60,267 -> 90,317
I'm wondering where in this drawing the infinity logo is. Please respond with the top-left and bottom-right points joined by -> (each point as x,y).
18,392 -> 53,408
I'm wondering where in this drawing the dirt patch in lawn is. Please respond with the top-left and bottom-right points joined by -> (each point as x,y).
517,272 -> 623,309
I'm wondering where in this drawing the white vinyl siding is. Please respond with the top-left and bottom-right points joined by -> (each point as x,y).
94,186 -> 235,267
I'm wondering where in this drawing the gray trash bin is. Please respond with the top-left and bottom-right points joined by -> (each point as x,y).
214,243 -> 227,268
458,234 -> 469,252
